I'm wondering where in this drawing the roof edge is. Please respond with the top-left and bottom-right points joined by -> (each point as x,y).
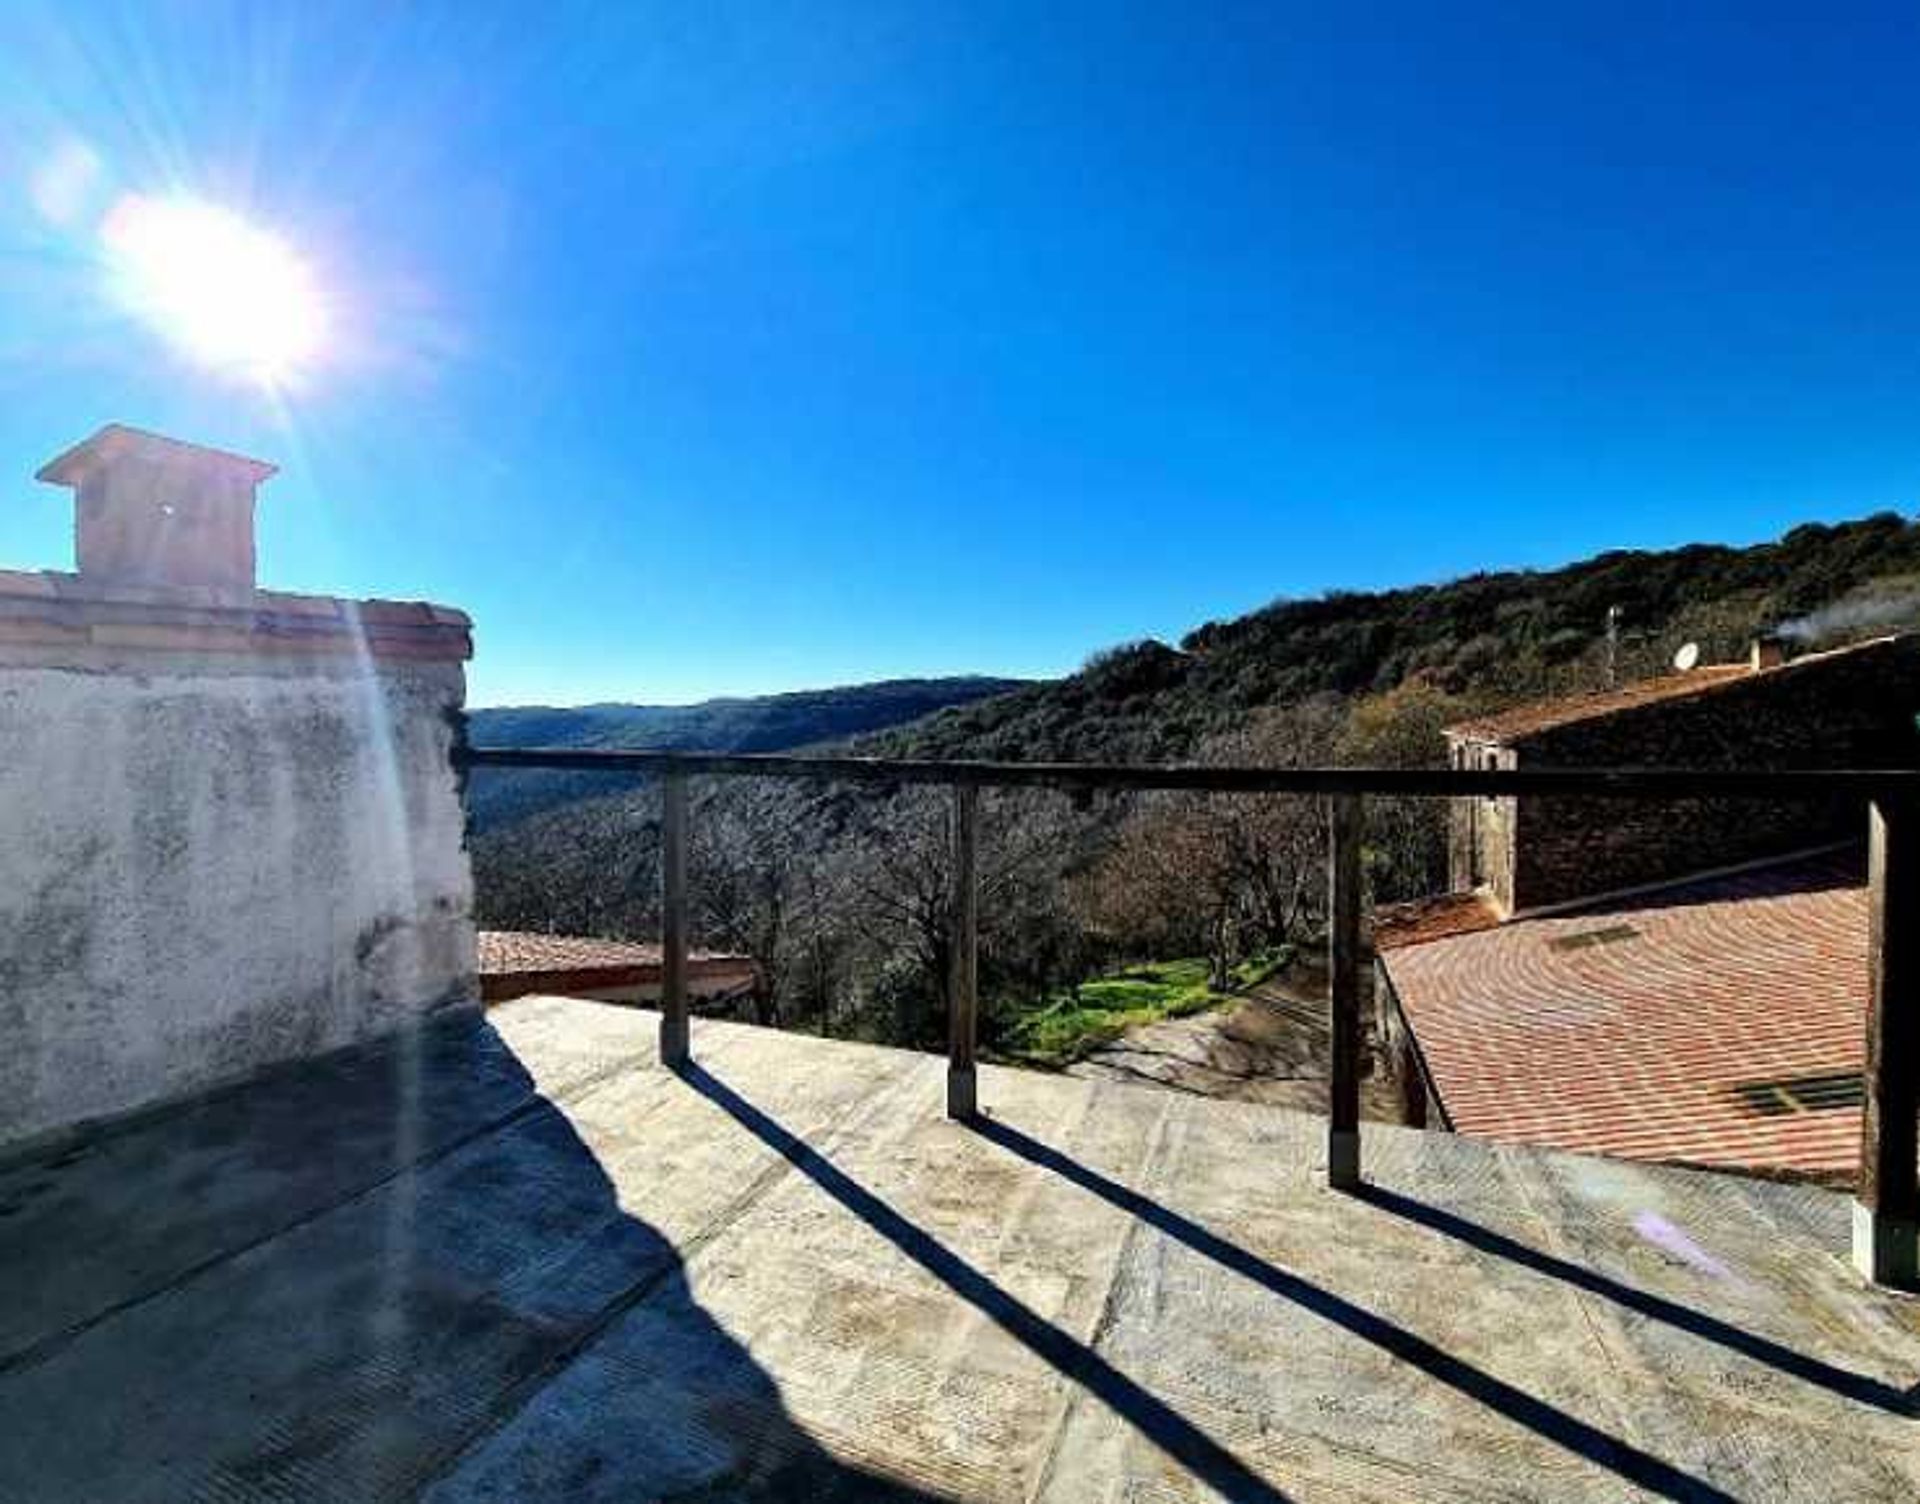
1445,633 -> 1914,745
36,424 -> 278,488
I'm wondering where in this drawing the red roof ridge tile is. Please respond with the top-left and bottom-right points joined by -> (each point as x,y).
1443,633 -> 1909,744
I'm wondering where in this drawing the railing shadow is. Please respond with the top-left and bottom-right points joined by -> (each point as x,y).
678,1062 -> 1293,1504
0,1014 -> 947,1502
1351,1183 -> 1916,1415
967,1115 -> 1739,1504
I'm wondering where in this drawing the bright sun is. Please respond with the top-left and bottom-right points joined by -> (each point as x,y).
101,195 -> 326,384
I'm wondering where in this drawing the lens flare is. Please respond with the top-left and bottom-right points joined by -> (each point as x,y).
1632,1210 -> 1734,1280
101,194 -> 325,384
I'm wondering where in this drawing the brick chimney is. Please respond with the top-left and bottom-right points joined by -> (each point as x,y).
35,423 -> 276,593
1750,634 -> 1788,673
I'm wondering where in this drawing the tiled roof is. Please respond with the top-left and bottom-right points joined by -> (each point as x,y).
480,931 -> 665,975
1445,666 -> 1749,743
1373,891 -> 1503,952
1443,634 -> 1902,744
1377,849 -> 1869,1181
477,930 -> 754,1002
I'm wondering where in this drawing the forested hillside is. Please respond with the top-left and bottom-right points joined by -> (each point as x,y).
467,676 -> 1024,830
473,511 -> 1920,1058
865,511 -> 1920,766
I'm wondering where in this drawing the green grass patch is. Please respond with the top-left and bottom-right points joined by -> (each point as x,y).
996,949 -> 1291,1070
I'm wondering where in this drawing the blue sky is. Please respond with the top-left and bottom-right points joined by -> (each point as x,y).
2,3 -> 1919,706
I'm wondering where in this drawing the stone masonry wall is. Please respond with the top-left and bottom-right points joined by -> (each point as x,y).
1447,740 -> 1518,909
1487,636 -> 1920,912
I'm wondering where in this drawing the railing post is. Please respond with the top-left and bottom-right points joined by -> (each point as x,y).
1857,796 -> 1918,1285
1327,792 -> 1363,1189
660,768 -> 690,1069
948,783 -> 979,1120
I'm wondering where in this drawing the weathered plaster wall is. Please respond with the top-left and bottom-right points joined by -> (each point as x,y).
0,659 -> 475,1147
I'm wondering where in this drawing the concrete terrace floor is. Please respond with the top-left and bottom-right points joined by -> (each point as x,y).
2,998 -> 1918,1502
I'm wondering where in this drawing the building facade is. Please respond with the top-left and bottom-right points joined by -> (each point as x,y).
1446,634 -> 1920,915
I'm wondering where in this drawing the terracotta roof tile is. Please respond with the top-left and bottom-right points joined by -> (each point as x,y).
476,930 -> 754,1004
1373,891 -> 1502,952
1446,666 -> 1749,743
478,930 -> 748,974
481,931 -> 657,974
1377,849 -> 1870,1182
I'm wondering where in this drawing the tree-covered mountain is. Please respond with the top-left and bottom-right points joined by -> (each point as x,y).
859,511 -> 1920,766
466,676 -> 1026,831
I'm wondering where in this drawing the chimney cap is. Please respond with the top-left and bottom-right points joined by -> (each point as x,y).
35,423 -> 277,489
1750,633 -> 1789,672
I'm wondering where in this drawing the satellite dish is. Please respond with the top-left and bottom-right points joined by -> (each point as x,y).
1672,642 -> 1701,672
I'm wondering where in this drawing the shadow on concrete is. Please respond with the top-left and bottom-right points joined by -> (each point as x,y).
415,1069 -> 956,1501
1353,1183 -> 1916,1416
0,1016 -> 946,1502
679,1061 -> 1293,1504
968,1115 -> 1738,1504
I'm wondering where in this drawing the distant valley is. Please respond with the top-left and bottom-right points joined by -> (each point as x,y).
465,676 -> 1027,831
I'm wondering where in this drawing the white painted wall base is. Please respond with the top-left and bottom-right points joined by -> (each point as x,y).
1853,1198 -> 1918,1287
0,660 -> 475,1147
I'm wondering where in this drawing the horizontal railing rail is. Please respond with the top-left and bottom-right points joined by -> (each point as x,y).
458,745 -> 1920,801
462,744 -> 1919,1288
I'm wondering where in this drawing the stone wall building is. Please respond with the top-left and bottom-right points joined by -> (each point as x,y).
0,425 -> 476,1149
1379,632 -> 1920,1183
1446,633 -> 1920,915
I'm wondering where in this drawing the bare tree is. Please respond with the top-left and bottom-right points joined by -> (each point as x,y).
1335,679 -> 1472,902
687,778 -> 866,1031
471,785 -> 662,939
833,786 -> 1088,1048
1076,698 -> 1343,985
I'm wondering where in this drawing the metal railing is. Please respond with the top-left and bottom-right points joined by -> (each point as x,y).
459,746 -> 1920,1287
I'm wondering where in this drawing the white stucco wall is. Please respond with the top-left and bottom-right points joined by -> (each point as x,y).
0,659 -> 476,1148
